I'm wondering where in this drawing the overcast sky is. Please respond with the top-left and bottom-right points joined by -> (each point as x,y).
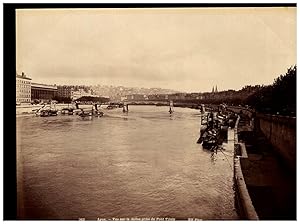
16,7 -> 296,92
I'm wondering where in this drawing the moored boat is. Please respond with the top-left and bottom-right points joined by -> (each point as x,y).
40,109 -> 58,117
61,108 -> 74,115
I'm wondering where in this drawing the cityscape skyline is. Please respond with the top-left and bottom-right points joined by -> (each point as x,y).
16,7 -> 296,92
15,69 -> 285,95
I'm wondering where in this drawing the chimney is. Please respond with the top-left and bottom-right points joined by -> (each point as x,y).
22,72 -> 25,77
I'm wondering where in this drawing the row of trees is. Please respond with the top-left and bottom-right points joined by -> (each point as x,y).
173,87 -> 262,106
52,65 -> 296,116
53,96 -> 72,104
53,96 -> 110,104
246,65 -> 296,116
76,96 -> 110,103
174,65 -> 296,116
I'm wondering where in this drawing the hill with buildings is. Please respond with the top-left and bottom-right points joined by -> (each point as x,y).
90,85 -> 182,101
17,65 -> 296,116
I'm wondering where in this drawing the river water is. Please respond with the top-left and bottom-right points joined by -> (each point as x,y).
16,105 -> 238,220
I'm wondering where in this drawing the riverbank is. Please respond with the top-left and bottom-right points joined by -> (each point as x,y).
236,113 -> 296,219
16,103 -> 99,115
16,102 -> 201,116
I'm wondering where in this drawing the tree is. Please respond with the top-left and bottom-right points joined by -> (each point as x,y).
53,96 -> 72,103
76,96 -> 110,103
246,65 -> 296,116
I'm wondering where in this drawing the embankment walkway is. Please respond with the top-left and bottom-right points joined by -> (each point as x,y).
236,113 -> 296,220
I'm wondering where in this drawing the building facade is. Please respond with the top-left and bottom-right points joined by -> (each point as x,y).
16,72 -> 32,104
168,93 -> 186,100
31,83 -> 57,102
57,85 -> 73,98
72,89 -> 95,100
125,94 -> 147,101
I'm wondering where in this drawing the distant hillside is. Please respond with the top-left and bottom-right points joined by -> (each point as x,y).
91,85 -> 182,101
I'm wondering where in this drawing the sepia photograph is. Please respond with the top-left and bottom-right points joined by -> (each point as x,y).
10,4 -> 297,220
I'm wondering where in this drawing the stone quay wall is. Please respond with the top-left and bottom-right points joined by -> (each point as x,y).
227,106 -> 296,171
256,113 -> 296,171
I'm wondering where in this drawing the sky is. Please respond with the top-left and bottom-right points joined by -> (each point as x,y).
16,7 -> 296,93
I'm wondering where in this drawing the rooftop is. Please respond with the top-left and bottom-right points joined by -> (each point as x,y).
31,82 -> 57,90
16,73 -> 32,80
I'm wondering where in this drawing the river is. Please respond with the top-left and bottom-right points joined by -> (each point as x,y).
16,105 -> 238,220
